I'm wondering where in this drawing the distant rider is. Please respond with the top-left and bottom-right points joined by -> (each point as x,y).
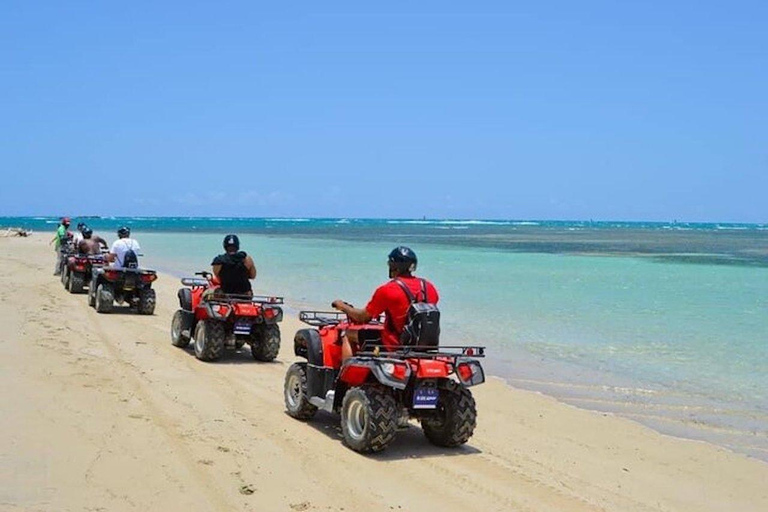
72,222 -> 87,247
106,226 -> 141,269
211,234 -> 257,295
332,246 -> 439,361
77,227 -> 108,255
50,217 -> 71,275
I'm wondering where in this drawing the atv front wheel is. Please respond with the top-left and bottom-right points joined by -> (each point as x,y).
421,381 -> 477,447
61,268 -> 69,288
284,363 -> 318,420
68,272 -> 85,294
88,285 -> 96,307
95,284 -> 114,314
341,385 -> 397,453
194,320 -> 225,361
138,288 -> 156,315
171,310 -> 194,348
250,324 -> 280,362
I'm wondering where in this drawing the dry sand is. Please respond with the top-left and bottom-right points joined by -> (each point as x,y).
1,235 -> 766,512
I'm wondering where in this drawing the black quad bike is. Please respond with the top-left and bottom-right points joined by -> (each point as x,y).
284,310 -> 486,453
170,271 -> 284,362
62,253 -> 105,294
88,266 -> 158,314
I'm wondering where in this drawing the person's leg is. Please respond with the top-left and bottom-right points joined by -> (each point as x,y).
341,330 -> 359,362
54,250 -> 62,275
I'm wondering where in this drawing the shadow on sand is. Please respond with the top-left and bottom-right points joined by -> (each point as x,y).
177,344 -> 283,365
293,410 -> 483,461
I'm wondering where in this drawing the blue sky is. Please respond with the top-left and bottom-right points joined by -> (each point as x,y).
2,1 -> 766,221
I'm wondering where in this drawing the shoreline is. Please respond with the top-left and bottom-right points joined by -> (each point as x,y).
148,244 -> 768,464
2,234 -> 767,512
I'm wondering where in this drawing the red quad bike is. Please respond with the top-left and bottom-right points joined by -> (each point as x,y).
62,253 -> 106,294
88,265 -> 157,314
283,309 -> 486,453
170,271 -> 284,362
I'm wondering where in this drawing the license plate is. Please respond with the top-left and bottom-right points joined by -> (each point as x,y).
412,386 -> 439,409
233,320 -> 252,335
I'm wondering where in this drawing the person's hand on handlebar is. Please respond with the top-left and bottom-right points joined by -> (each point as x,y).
332,300 -> 372,324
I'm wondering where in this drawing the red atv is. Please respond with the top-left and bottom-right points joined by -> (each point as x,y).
283,309 -> 486,453
62,253 -> 105,294
170,271 -> 284,362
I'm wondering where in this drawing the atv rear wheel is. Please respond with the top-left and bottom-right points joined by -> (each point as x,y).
171,310 -> 194,348
194,320 -> 225,361
250,324 -> 280,362
95,284 -> 114,314
138,288 -> 156,315
421,381 -> 477,447
284,363 -> 318,420
341,385 -> 397,453
68,272 -> 85,294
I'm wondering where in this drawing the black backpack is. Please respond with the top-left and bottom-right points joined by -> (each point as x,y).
123,249 -> 139,269
393,279 -> 440,347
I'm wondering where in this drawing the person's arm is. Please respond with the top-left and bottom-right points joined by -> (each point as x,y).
245,255 -> 257,279
106,241 -> 117,262
332,300 -> 372,324
212,264 -> 222,278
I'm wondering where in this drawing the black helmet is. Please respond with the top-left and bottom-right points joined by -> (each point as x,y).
388,246 -> 418,274
223,234 -> 240,251
82,227 -> 93,239
117,226 -> 131,238
77,222 -> 86,231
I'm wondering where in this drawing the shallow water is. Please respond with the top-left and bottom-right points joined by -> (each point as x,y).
7,217 -> 768,460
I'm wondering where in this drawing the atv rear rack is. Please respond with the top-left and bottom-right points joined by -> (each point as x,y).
356,345 -> 485,359
299,310 -> 384,327
205,294 -> 284,306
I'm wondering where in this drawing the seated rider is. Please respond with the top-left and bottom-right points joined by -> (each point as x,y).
332,246 -> 439,361
106,226 -> 141,269
211,234 -> 257,296
77,227 -> 108,255
72,222 -> 87,247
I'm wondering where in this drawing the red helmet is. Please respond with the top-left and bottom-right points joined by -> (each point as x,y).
61,217 -> 71,226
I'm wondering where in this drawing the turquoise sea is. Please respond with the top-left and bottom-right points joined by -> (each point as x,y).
6,217 -> 768,460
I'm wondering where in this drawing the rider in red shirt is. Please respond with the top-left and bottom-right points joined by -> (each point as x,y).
332,246 -> 439,360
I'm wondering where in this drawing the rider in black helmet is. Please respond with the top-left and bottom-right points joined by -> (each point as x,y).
332,246 -> 439,360
77,227 -> 108,255
106,226 -> 141,269
211,234 -> 257,295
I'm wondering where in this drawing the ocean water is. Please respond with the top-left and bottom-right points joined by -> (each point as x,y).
6,216 -> 768,459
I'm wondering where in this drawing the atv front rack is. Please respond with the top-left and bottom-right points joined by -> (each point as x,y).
356,345 -> 486,359
299,310 -> 384,327
299,311 -> 346,326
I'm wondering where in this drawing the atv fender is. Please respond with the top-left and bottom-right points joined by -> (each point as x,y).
178,288 -> 193,311
294,328 -> 322,365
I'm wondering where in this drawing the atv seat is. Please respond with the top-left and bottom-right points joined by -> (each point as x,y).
357,328 -> 383,351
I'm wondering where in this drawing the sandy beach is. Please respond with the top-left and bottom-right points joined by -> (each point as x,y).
1,234 -> 766,512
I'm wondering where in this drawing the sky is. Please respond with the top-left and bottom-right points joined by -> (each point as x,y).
1,1 -> 766,222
